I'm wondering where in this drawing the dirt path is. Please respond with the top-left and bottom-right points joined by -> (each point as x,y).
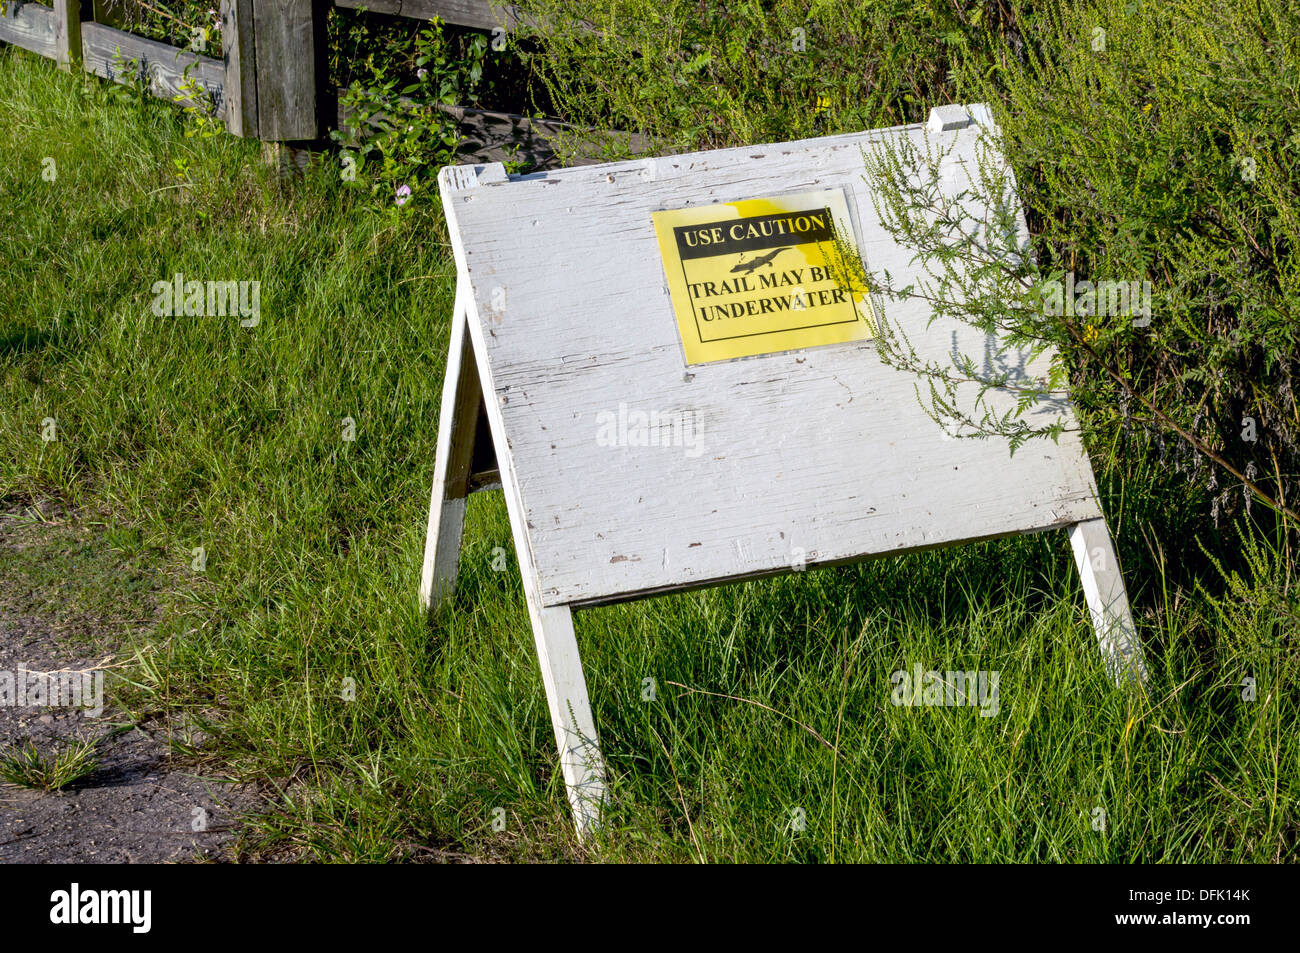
0,501 -> 259,863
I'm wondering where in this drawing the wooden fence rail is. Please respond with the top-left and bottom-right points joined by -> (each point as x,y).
0,0 -> 637,168
333,0 -> 516,32
0,2 -> 58,58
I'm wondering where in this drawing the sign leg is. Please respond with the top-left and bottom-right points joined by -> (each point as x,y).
419,287 -> 484,615
527,603 -> 607,835
430,274 -> 606,835
1069,518 -> 1149,687
446,297 -> 606,834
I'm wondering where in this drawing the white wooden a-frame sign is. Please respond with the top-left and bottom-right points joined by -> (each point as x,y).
420,104 -> 1148,837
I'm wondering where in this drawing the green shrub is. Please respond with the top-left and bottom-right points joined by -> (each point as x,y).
517,0 -> 1017,158
331,16 -> 488,209
971,0 -> 1300,527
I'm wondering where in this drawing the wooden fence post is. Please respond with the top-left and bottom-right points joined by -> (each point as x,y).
220,0 -> 258,137
53,0 -> 90,71
251,0 -> 331,142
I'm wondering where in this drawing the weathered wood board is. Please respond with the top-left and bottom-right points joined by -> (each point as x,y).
334,0 -> 517,31
251,0 -> 329,141
53,0 -> 87,70
439,107 -> 1103,609
0,1 -> 625,165
335,97 -> 652,169
80,22 -> 225,113
220,0 -> 257,137
0,2 -> 59,60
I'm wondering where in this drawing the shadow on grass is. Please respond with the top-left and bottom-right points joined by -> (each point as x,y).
0,326 -> 62,358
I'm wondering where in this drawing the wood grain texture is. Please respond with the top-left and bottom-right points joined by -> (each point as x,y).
333,0 -> 516,31
336,96 -> 650,170
220,0 -> 256,136
438,164 -> 606,834
439,110 -> 1106,608
2,3 -> 617,160
0,2 -> 58,59
444,103 -> 649,168
252,0 -> 328,140
527,603 -> 605,833
80,22 -> 225,114
53,0 -> 88,70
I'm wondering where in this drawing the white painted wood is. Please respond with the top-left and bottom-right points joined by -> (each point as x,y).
435,162 -> 607,836
429,109 -> 1147,831
1070,518 -> 1148,687
439,109 -> 1104,609
927,103 -> 971,133
419,287 -> 482,614
523,603 -> 606,832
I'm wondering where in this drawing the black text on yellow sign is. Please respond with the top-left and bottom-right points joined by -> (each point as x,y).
652,189 -> 875,364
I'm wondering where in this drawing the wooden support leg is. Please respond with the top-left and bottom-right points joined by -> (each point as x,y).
1069,518 -> 1149,687
419,287 -> 483,615
448,285 -> 607,835
493,423 -> 606,833
234,0 -> 332,176
526,604 -> 607,834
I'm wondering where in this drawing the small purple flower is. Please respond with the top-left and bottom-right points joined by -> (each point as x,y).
395,184 -> 412,207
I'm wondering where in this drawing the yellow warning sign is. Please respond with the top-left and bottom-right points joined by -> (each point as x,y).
651,189 -> 874,365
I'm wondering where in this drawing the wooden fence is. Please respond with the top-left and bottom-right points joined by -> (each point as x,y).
0,0 -> 640,167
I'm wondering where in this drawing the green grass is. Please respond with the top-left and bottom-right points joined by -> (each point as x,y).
0,506 -> 163,642
0,739 -> 100,791
0,46 -> 1295,862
